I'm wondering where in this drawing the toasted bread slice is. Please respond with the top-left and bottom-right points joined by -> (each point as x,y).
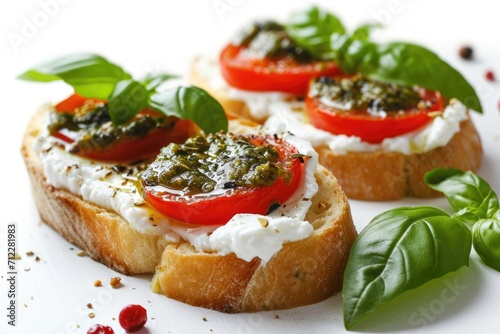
190,57 -> 483,200
22,107 -> 357,311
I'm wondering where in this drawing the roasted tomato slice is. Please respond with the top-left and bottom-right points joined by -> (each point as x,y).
305,76 -> 444,143
50,94 -> 195,163
140,133 -> 305,226
220,44 -> 341,95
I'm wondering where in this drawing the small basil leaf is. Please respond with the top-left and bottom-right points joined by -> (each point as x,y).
425,168 -> 499,221
285,6 -> 346,59
332,36 -> 380,75
17,54 -> 131,100
355,42 -> 482,112
472,218 -> 500,272
108,80 -> 149,125
351,23 -> 382,42
149,86 -> 228,134
453,207 -> 490,225
142,73 -> 178,91
343,206 -> 471,329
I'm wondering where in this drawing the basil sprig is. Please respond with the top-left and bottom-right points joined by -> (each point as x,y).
285,7 -> 482,112
17,54 -> 228,134
425,168 -> 500,273
343,168 -> 500,329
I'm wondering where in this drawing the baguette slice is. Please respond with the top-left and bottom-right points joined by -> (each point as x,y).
190,57 -> 483,200
22,107 -> 358,312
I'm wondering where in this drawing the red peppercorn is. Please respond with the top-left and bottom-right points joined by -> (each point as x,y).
87,324 -> 114,334
486,70 -> 495,81
119,304 -> 147,332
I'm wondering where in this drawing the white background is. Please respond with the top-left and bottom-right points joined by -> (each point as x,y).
1,0 -> 500,333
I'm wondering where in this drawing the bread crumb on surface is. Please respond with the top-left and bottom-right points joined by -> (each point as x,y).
89,312 -> 95,319
110,277 -> 122,288
87,303 -> 93,309
94,280 -> 102,287
26,251 -> 35,256
76,251 -> 86,257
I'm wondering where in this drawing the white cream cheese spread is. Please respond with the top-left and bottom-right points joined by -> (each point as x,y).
264,99 -> 469,155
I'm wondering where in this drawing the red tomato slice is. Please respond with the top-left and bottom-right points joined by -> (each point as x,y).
219,44 -> 342,95
51,94 -> 195,163
306,84 -> 444,143
54,93 -> 105,112
143,136 -> 305,226
73,119 -> 194,163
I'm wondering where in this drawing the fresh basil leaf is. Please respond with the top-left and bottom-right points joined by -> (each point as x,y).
331,34 -> 380,74
351,23 -> 382,42
472,218 -> 500,272
285,6 -> 346,59
425,168 -> 499,222
372,43 -> 481,112
17,54 -> 131,100
142,73 -> 178,91
149,86 -> 228,134
343,206 -> 471,329
108,80 -> 149,124
333,40 -> 482,112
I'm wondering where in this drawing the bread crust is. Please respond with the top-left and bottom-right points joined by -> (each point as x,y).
190,58 -> 483,200
22,107 -> 357,311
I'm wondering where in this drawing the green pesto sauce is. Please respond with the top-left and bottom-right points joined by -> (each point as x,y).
311,75 -> 426,115
233,21 -> 315,63
48,105 -> 172,152
140,133 -> 290,195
